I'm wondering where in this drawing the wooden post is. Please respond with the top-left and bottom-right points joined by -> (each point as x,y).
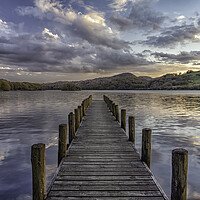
141,128 -> 152,168
110,101 -> 113,113
105,96 -> 109,107
78,106 -> 82,122
75,108 -> 80,132
87,97 -> 90,108
81,105 -> 83,120
89,95 -> 92,104
86,99 -> 88,108
58,124 -> 67,166
80,105 -> 83,121
112,103 -> 115,116
109,100 -> 111,108
68,112 -> 75,144
115,105 -> 119,122
84,100 -> 86,114
82,102 -> 86,116
31,143 -> 46,200
129,116 -> 135,145
121,109 -> 126,132
171,148 -> 188,200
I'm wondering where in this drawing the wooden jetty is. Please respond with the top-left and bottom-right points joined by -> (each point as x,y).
31,95 -> 188,200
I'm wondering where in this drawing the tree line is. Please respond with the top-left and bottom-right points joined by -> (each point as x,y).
0,79 -> 44,91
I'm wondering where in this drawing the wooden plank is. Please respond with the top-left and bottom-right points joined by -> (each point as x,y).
65,158 -> 140,162
58,171 -> 150,176
52,180 -> 156,185
48,190 -> 163,197
66,154 -> 139,158
61,163 -> 146,168
60,167 -> 148,172
47,197 -> 165,200
55,175 -> 153,181
51,185 -> 158,191
67,151 -> 137,154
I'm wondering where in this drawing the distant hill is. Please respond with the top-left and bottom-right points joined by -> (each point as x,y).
2,70 -> 200,91
43,72 -> 152,90
43,70 -> 200,90
77,73 -> 151,90
149,70 -> 200,90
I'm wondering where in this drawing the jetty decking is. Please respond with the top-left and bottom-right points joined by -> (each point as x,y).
46,100 -> 168,200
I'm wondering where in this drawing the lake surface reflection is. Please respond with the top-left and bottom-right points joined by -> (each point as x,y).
0,90 -> 200,200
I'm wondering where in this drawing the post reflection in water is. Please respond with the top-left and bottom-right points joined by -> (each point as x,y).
0,90 -> 200,200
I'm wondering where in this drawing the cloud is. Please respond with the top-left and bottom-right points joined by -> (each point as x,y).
109,14 -> 133,31
0,19 -> 16,37
110,0 -> 166,31
42,28 -> 59,40
152,51 -> 200,64
70,18 -> 131,50
17,0 -> 130,50
0,0 -> 154,76
141,23 -> 200,47
81,46 -> 150,71
109,0 -> 133,12
16,6 -> 43,19
128,0 -> 165,29
0,18 -> 149,74
176,15 -> 186,21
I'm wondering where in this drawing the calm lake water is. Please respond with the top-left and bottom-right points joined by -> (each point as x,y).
0,90 -> 200,200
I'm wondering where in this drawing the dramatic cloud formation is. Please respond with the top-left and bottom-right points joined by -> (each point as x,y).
142,23 -> 200,47
110,0 -> 166,30
0,0 -> 200,81
17,0 -> 130,50
0,0 -> 154,76
152,51 -> 200,64
0,18 -> 148,74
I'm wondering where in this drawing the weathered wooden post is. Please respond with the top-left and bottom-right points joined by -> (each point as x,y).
141,128 -> 152,168
129,116 -> 135,145
110,101 -> 113,113
121,109 -> 126,132
68,112 -> 75,144
75,108 -> 80,132
115,105 -> 119,122
106,97 -> 109,106
80,105 -> 83,121
171,148 -> 188,200
105,96 -> 109,107
58,124 -> 67,165
86,98 -> 88,108
87,98 -> 89,108
82,102 -> 86,116
108,99 -> 110,110
89,95 -> 92,104
112,103 -> 115,116
31,143 -> 46,200
84,99 -> 87,113
78,106 -> 82,122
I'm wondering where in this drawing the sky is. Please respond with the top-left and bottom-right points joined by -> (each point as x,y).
0,0 -> 200,82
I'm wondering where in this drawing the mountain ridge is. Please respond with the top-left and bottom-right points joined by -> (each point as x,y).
1,70 -> 200,91
43,70 -> 200,90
